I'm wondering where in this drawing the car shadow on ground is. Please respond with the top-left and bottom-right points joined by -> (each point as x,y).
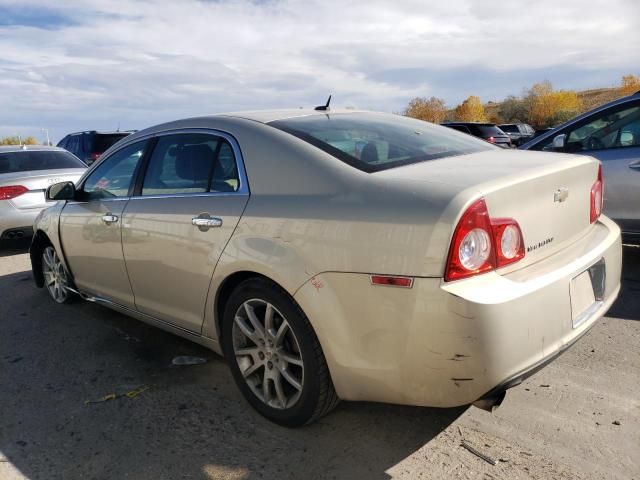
607,246 -> 640,321
0,240 -> 30,257
0,268 -> 465,480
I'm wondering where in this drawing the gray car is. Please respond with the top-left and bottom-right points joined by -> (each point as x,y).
0,146 -> 86,241
521,91 -> 640,244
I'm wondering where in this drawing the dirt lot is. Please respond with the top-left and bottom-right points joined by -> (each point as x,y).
0,243 -> 638,480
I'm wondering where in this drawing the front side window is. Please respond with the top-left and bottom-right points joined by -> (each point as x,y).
532,102 -> 640,152
82,141 -> 146,199
270,113 -> 493,173
141,133 -> 239,196
565,104 -> 640,152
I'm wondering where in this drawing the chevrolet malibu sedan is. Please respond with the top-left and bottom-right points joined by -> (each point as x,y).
31,110 -> 622,427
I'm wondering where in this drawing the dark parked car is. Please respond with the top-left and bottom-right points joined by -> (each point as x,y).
498,123 -> 535,146
521,90 -> 640,244
441,122 -> 512,148
57,130 -> 135,165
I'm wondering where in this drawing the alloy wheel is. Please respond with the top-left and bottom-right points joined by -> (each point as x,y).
232,299 -> 304,409
42,246 -> 70,303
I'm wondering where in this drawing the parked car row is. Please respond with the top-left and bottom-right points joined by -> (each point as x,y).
441,122 -> 536,148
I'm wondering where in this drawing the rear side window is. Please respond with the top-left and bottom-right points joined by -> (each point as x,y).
91,134 -> 130,153
499,125 -> 518,133
470,125 -> 505,136
270,113 -> 493,173
0,150 -> 86,174
141,133 -> 239,196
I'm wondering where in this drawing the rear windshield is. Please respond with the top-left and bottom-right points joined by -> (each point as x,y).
0,150 -> 86,174
89,134 -> 130,153
269,113 -> 493,172
499,124 -> 518,133
470,125 -> 505,136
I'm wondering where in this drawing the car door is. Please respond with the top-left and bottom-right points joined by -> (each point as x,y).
59,140 -> 149,307
121,130 -> 249,332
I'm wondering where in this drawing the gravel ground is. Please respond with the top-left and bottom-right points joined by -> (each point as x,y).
0,243 -> 638,480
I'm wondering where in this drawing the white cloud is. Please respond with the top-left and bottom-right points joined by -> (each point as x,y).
0,0 -> 638,142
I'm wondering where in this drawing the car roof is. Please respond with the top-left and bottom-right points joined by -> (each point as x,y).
216,108 -> 370,124
0,145 -> 67,153
442,122 -> 497,126
64,130 -> 136,136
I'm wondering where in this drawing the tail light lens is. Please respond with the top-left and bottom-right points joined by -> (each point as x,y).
90,152 -> 101,162
590,164 -> 603,224
0,185 -> 28,200
445,199 -> 525,281
487,136 -> 496,144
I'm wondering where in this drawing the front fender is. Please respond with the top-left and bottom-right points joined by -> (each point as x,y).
30,202 -> 67,286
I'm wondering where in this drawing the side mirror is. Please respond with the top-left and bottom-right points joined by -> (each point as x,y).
552,134 -> 566,150
46,181 -> 76,201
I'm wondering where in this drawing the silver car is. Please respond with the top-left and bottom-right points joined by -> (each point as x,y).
521,91 -> 640,244
31,111 -> 621,427
0,146 -> 86,241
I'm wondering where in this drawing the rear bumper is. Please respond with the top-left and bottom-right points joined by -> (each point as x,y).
294,216 -> 622,407
0,204 -> 40,239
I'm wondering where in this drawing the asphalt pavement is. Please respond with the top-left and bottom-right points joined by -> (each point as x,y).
0,242 -> 638,480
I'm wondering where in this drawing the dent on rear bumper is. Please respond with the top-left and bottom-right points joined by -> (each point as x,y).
294,217 -> 622,408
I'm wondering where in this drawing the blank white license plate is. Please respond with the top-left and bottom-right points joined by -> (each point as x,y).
570,270 -> 596,328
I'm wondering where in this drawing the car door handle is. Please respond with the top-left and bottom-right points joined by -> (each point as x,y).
102,214 -> 119,224
192,216 -> 223,229
629,161 -> 640,170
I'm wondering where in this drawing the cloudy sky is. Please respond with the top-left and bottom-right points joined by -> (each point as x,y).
1,0 -> 639,143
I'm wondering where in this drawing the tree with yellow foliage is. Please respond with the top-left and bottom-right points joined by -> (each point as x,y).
620,74 -> 640,96
526,81 -> 582,128
454,96 -> 487,122
404,96 -> 448,123
1,136 -> 39,145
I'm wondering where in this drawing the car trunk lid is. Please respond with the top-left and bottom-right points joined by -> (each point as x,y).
0,168 -> 85,210
375,150 -> 600,272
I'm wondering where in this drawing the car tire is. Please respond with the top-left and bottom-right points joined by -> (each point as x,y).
222,277 -> 339,427
41,245 -> 75,304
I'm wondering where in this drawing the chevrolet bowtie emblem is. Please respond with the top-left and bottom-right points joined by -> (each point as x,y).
554,187 -> 569,203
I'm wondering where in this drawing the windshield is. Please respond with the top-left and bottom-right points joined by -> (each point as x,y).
472,125 -> 506,136
0,150 -> 86,174
499,124 -> 518,133
269,113 -> 494,172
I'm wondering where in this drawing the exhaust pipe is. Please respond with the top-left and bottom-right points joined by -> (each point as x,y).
472,390 -> 506,412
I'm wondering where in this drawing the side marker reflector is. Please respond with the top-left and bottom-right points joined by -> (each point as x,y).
370,275 -> 414,288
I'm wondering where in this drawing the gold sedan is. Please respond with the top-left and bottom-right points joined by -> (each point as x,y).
31,110 -> 621,426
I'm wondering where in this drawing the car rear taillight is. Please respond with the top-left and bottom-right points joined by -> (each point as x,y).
90,152 -> 101,162
590,164 -> 603,224
0,185 -> 28,200
487,136 -> 496,144
444,198 -> 525,281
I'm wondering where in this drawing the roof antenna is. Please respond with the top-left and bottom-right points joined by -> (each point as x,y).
314,95 -> 332,111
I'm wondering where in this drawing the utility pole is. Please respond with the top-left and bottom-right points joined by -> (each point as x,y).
42,128 -> 50,146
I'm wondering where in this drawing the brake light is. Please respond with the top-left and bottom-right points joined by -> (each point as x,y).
90,152 -> 101,161
487,136 -> 496,143
445,199 -> 525,281
590,164 -> 603,224
0,185 -> 28,200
